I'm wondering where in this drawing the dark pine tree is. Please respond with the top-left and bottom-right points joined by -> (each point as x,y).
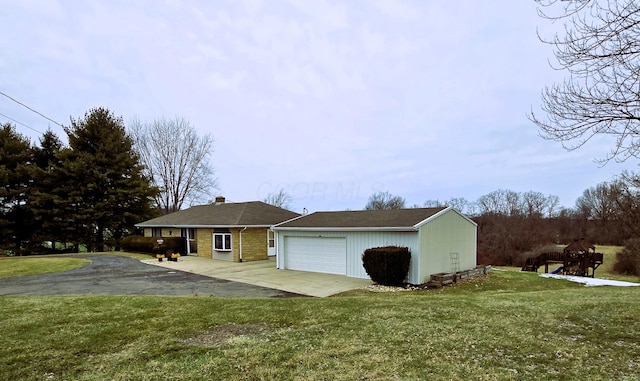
61,107 -> 158,251
0,123 -> 33,254
29,130 -> 67,250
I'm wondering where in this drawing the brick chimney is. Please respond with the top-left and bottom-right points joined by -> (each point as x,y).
214,196 -> 226,205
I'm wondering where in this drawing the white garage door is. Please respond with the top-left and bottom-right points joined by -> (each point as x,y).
284,237 -> 346,275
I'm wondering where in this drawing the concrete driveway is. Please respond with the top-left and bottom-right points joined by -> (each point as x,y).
0,255 -> 299,298
143,256 -> 372,297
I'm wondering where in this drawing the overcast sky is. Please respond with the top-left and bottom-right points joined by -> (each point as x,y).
2,0 -> 637,213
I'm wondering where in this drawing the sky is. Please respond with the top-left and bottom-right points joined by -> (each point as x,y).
1,0 -> 638,214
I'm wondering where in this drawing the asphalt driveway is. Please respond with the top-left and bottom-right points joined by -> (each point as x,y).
0,255 -> 300,297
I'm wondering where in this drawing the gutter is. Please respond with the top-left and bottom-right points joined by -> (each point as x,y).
135,224 -> 273,229
238,227 -> 247,262
270,226 -> 418,232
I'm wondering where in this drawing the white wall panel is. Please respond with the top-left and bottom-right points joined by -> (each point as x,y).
276,230 -> 419,282
284,236 -> 346,275
419,209 -> 477,283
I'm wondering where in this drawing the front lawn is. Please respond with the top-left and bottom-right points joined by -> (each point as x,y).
0,252 -> 155,279
1,271 -> 639,380
0,257 -> 90,279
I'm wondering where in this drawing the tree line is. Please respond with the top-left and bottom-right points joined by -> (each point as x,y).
0,108 -> 218,255
365,176 -> 640,266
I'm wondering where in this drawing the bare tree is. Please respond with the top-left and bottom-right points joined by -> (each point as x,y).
575,181 -> 621,226
545,194 -> 560,218
530,0 -> 640,162
475,189 -> 521,216
422,199 -> 446,208
615,171 -> 640,237
446,197 -> 471,214
476,189 -> 562,219
422,197 -> 470,214
364,191 -> 406,210
575,180 -> 625,243
263,189 -> 293,210
130,116 -> 218,214
521,191 -> 548,218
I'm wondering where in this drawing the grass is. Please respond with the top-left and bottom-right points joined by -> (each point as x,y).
2,270 -> 640,380
0,257 -> 90,279
0,252 -> 153,279
1,251 -> 638,379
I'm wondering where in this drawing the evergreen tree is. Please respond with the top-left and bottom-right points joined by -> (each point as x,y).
0,123 -> 33,254
61,107 -> 158,251
29,130 -> 66,249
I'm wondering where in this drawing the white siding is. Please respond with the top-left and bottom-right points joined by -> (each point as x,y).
276,230 -> 419,282
284,237 -> 346,275
418,209 -> 477,283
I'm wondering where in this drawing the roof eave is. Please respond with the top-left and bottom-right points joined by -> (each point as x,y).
413,206 -> 478,228
271,226 -> 418,232
135,224 -> 274,228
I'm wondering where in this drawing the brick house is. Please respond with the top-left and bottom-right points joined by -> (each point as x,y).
135,197 -> 299,262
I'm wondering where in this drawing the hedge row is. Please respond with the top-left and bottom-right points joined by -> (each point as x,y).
120,235 -> 186,255
362,246 -> 411,286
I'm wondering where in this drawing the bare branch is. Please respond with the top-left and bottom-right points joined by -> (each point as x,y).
263,189 -> 293,210
530,0 -> 640,163
364,191 -> 406,210
129,116 -> 218,214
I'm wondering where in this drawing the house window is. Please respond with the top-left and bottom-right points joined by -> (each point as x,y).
214,233 -> 232,251
268,230 -> 275,248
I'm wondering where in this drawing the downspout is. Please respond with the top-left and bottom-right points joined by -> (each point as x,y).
239,227 -> 247,262
272,228 -> 279,269
185,228 -> 191,256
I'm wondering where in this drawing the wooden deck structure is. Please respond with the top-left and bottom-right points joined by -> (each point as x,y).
521,239 -> 603,277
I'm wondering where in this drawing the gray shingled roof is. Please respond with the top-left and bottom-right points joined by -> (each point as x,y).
136,201 -> 300,227
273,207 -> 448,230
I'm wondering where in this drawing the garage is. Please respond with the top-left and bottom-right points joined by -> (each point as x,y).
274,207 -> 477,283
284,236 -> 346,275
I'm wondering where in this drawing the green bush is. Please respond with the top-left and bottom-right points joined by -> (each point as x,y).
120,236 -> 186,255
120,236 -> 154,253
362,246 -> 411,286
613,238 -> 640,276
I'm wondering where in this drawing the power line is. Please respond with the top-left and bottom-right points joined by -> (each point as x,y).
0,90 -> 65,128
0,112 -> 44,135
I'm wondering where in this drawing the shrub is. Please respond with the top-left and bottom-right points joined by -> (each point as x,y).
120,236 -> 154,253
613,238 -> 640,276
362,246 -> 411,286
120,235 -> 186,255
161,237 -> 187,254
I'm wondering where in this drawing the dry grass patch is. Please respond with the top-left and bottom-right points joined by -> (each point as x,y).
179,323 -> 271,347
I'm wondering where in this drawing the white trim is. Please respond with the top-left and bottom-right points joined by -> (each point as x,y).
272,214 -> 308,228
271,226 -> 417,232
213,232 -> 232,251
136,224 -> 274,228
267,229 -> 276,256
413,206 -> 478,228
